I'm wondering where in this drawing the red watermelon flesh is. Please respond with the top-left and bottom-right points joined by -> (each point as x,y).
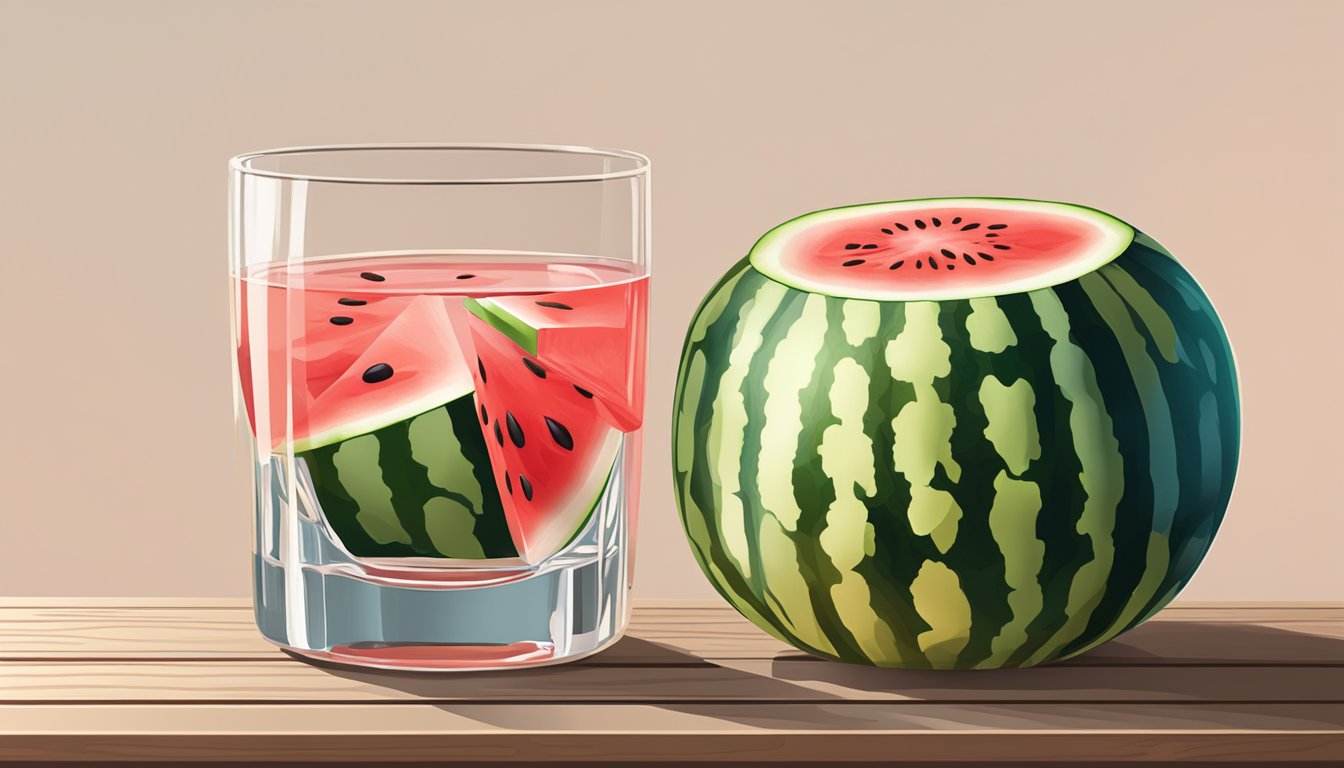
468,318 -> 622,563
750,198 -> 1133,301
463,278 -> 648,432
236,261 -> 468,453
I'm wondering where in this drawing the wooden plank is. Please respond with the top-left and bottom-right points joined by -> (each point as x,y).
0,704 -> 1340,763
1,604 -> 1339,666
1,659 -> 1339,704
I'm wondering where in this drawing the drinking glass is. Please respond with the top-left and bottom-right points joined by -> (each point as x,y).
229,145 -> 650,669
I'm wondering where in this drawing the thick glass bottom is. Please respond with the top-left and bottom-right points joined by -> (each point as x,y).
252,439 -> 632,671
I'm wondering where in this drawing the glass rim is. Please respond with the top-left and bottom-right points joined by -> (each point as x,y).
229,143 -> 651,186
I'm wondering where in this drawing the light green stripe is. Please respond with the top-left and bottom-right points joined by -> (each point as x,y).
331,434 -> 412,546
688,269 -> 747,346
674,350 -> 708,472
978,375 -> 1041,477
1100,264 -> 1179,364
422,497 -> 486,558
408,405 -> 483,512
909,560 -> 972,667
758,516 -> 837,656
1134,231 -> 1174,257
887,302 -> 961,551
979,471 -> 1044,667
756,295 -> 828,531
705,280 -> 788,579
841,299 -> 882,346
965,297 -> 1018,353
1024,288 -> 1123,666
1064,531 -> 1171,658
818,357 -> 904,664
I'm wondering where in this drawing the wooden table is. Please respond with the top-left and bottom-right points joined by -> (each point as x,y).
0,599 -> 1339,765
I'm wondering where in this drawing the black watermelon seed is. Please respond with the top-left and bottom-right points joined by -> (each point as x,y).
544,417 -> 574,450
844,243 -> 861,250
889,261 -> 904,270
916,260 -> 923,269
329,316 -> 354,326
361,363 -> 393,384
574,385 -> 594,398
493,421 -> 504,445
931,217 -> 942,227
952,216 -> 962,224
505,411 -> 525,447
842,259 -> 865,267
480,403 -> 489,425
535,301 -> 573,310
861,243 -> 878,249
477,357 -> 487,383
337,298 -> 367,306
894,223 -> 909,231
960,223 -> 980,231
963,253 -> 976,265
914,219 -> 926,230
994,244 -> 1011,250
940,248 -> 957,259
505,471 -> 512,493
929,258 -> 940,270
359,272 -> 385,282
946,263 -> 956,271
881,228 -> 893,235
523,358 -> 547,378
456,274 -> 476,280
518,474 -> 534,501
988,224 -> 1008,230
986,233 -> 999,238
980,252 -> 995,261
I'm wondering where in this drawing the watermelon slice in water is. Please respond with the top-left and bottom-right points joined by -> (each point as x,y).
237,255 -> 646,564
465,280 -> 647,431
464,278 -> 647,561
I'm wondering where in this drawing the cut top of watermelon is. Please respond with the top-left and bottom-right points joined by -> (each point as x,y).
748,197 -> 1135,301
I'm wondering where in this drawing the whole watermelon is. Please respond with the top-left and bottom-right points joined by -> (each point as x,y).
671,198 -> 1239,669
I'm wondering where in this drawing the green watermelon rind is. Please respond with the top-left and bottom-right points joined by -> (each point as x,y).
748,197 -> 1135,302
292,376 -> 475,454
300,391 -> 519,560
672,208 -> 1239,670
464,297 -> 540,356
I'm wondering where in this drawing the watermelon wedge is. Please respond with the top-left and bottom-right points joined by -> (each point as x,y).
464,279 -> 647,432
466,319 -> 622,563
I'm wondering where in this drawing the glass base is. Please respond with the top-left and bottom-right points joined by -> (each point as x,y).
254,543 -> 629,670
252,440 -> 632,672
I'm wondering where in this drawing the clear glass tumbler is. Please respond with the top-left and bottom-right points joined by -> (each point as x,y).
229,145 -> 650,669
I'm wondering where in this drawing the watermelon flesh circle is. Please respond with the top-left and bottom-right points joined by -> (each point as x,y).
750,198 -> 1134,301
235,255 -> 647,564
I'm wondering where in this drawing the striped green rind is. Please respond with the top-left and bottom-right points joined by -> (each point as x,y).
464,297 -> 539,356
302,393 -> 518,559
672,230 -> 1239,669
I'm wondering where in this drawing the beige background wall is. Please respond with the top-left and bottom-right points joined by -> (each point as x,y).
1,0 -> 1340,600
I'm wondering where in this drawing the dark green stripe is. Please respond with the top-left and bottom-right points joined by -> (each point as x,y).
445,395 -> 516,558
1047,277 -> 1159,656
930,298 -> 1011,667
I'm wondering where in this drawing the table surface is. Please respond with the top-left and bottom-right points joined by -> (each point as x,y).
0,598 -> 1339,765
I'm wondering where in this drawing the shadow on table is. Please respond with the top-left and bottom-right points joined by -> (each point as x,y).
765,620 -> 1344,699
292,634 -> 835,702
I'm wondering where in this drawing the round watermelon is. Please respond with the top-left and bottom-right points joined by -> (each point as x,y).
671,198 -> 1239,669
